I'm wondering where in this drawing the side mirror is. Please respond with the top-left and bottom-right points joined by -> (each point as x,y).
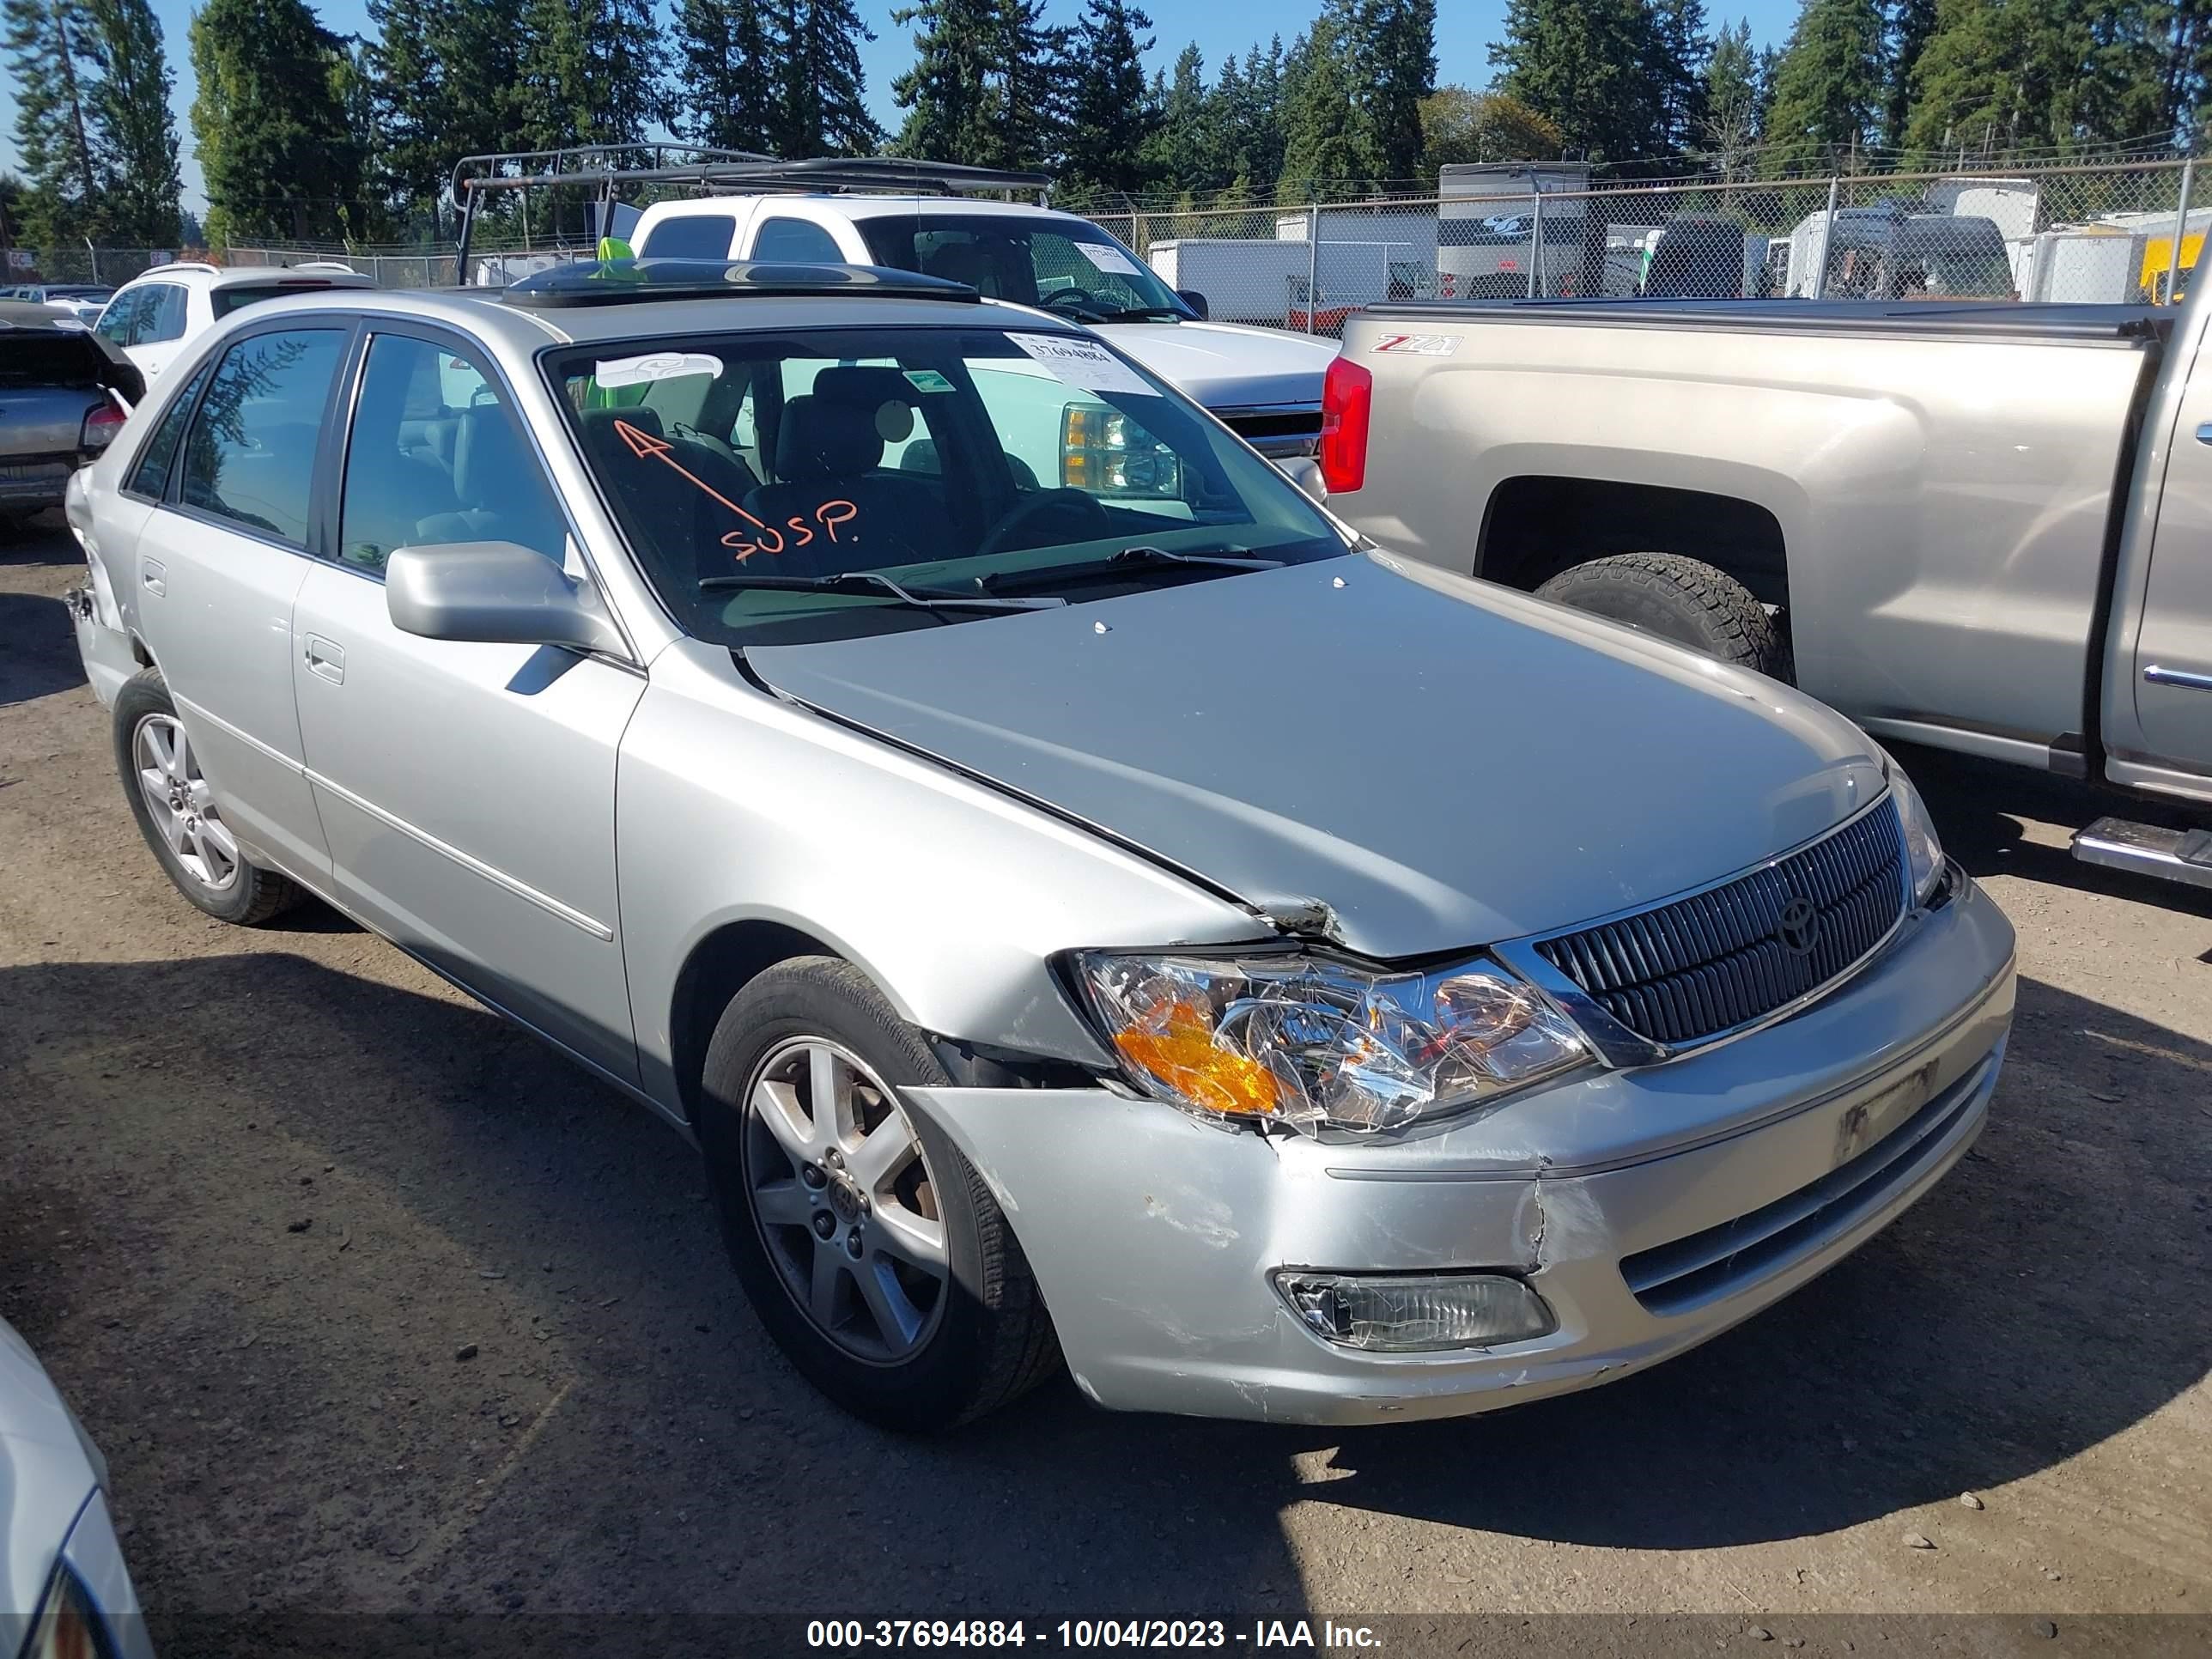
1275,454 -> 1328,505
1176,289 -> 1211,320
386,540 -> 627,659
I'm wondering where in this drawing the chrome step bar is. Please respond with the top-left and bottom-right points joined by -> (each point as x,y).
2071,817 -> 2212,890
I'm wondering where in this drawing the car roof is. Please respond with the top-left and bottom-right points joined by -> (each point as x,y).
650,193 -> 1098,228
116,264 -> 374,290
211,283 -> 1091,352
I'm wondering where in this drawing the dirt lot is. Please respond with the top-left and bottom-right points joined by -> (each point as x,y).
3,522 -> 2209,1650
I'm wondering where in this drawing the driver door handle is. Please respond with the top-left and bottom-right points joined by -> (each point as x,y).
303,634 -> 345,684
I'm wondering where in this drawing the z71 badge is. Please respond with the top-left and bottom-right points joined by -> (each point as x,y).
1372,332 -> 1462,356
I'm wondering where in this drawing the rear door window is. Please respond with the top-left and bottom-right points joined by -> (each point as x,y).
126,363 -> 212,499
96,289 -> 148,345
640,214 -> 738,260
178,328 -> 348,545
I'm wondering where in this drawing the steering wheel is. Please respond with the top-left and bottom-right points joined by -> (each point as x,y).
1042,287 -> 1103,316
975,488 -> 1114,557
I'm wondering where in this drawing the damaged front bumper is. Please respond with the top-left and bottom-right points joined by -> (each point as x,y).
905,869 -> 2014,1425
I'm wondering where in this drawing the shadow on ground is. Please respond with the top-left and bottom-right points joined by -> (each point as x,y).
4,941 -> 2207,1624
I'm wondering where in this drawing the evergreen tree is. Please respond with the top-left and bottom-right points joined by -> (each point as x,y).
1141,42 -> 1214,192
82,0 -> 180,245
189,0 -> 363,242
1279,3 -> 1373,196
1649,0 -> 1711,152
1490,0 -> 1670,161
1060,0 -> 1155,197
364,0 -> 447,229
1761,0 -> 1887,171
1900,0 -> 2166,156
775,0 -> 881,156
1239,39 -> 1287,190
673,0 -> 778,153
1358,0 -> 1436,183
1703,15 -> 1765,170
987,0 -> 1066,169
890,0 -> 996,161
1886,0 -> 1939,145
3,0 -> 101,241
514,0 -> 665,150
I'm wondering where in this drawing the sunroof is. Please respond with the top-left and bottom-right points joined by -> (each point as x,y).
501,258 -> 980,307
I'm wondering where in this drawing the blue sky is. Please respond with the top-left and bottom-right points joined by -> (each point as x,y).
3,0 -> 1802,221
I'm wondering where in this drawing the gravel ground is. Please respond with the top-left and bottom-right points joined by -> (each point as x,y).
3,522 -> 2208,1650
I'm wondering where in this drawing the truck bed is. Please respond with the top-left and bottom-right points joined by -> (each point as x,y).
1364,296 -> 2172,343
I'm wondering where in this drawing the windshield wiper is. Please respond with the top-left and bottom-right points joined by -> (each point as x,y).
980,544 -> 1284,593
1094,307 -> 1187,323
699,570 -> 1066,617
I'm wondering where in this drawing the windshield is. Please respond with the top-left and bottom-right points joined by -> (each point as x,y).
855,216 -> 1191,323
550,324 -> 1345,647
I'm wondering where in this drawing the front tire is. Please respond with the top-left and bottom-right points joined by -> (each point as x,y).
113,668 -> 301,925
1534,552 -> 1786,679
697,957 -> 1059,1431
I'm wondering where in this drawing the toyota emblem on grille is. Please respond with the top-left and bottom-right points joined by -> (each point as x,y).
1776,896 -> 1822,957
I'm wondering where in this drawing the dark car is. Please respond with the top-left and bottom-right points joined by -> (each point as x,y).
0,301 -> 143,527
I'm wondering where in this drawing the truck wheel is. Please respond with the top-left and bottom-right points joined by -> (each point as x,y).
113,669 -> 302,925
1535,553 -> 1786,678
696,957 -> 1060,1431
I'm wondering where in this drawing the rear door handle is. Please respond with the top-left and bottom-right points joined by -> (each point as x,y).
140,558 -> 164,597
2196,422 -> 2212,445
2145,663 -> 2212,691
302,634 -> 345,684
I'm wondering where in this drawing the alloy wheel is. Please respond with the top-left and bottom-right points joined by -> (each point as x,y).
133,713 -> 240,894
741,1036 -> 949,1364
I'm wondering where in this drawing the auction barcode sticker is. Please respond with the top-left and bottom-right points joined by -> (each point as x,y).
1010,333 -> 1156,396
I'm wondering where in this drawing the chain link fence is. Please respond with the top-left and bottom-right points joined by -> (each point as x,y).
1086,159 -> 2204,334
29,158 -> 2197,328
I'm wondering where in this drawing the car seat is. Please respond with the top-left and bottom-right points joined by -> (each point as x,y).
744,368 -> 944,572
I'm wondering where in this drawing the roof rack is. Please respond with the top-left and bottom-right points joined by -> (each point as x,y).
448,146 -> 1054,280
498,257 -> 981,309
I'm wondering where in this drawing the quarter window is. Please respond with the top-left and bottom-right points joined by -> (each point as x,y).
178,328 -> 347,545
750,217 -> 844,264
126,363 -> 211,499
337,333 -> 567,574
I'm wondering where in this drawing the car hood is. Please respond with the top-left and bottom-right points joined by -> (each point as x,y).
748,554 -> 1889,959
1,1317 -> 100,1657
1092,319 -> 1334,410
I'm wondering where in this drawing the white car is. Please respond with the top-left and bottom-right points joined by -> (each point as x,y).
93,262 -> 374,383
630,193 -> 1335,458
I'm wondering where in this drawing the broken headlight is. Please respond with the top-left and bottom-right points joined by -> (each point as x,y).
1072,951 -> 1591,1134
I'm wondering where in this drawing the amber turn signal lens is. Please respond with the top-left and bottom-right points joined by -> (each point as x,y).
1109,999 -> 1283,1117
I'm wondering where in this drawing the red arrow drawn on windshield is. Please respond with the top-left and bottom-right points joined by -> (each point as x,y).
613,417 -> 774,538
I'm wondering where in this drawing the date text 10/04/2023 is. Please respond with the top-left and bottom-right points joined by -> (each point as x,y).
804,1621 -> 1385,1650
612,416 -> 860,564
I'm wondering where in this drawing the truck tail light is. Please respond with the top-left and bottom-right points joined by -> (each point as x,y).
79,400 -> 125,453
1319,356 -> 1370,495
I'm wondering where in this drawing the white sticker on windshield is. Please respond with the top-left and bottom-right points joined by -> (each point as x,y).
1073,241 -> 1144,277
1010,332 -> 1156,396
594,349 -> 724,387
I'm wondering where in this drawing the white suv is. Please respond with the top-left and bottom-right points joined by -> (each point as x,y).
94,262 -> 375,383
630,195 -> 1334,458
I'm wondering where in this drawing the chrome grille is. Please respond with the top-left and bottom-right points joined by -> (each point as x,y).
1534,803 -> 1906,1049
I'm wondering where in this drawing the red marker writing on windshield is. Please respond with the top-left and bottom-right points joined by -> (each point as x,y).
612,417 -> 785,558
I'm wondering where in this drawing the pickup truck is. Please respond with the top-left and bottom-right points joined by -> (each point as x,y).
1319,293 -> 2212,889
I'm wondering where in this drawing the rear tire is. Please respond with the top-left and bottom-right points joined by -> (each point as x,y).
1535,552 -> 1786,679
113,668 -> 302,925
696,957 -> 1059,1431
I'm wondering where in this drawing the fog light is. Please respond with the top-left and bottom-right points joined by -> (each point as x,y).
1274,1271 -> 1556,1352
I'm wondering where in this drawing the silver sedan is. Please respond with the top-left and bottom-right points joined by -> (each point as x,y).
66,259 -> 2014,1429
